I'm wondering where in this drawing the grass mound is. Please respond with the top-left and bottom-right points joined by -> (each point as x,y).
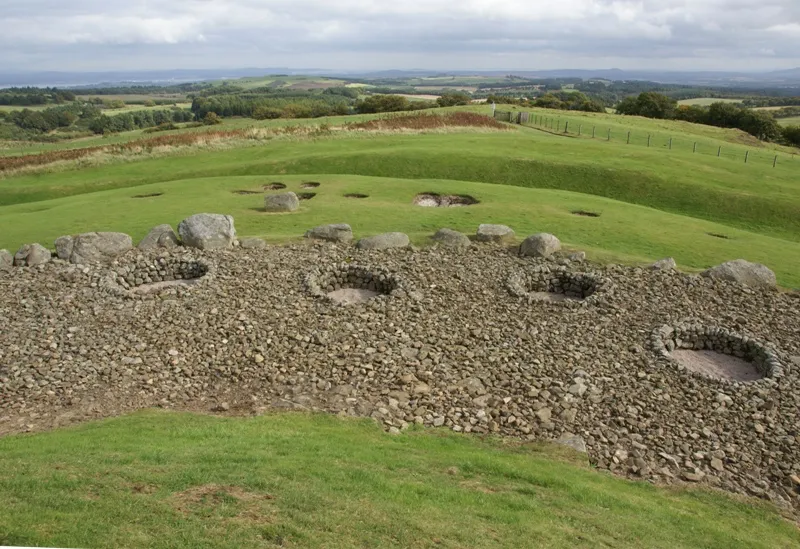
0,411 -> 796,549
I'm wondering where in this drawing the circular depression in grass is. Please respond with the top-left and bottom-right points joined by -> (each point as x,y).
650,324 -> 784,384
507,266 -> 610,305
99,256 -> 213,297
345,193 -> 369,199
707,232 -> 730,240
133,193 -> 163,198
298,192 -> 316,201
264,182 -> 286,190
301,182 -> 321,188
232,190 -> 261,195
572,210 -> 601,218
414,193 -> 478,207
304,264 -> 408,305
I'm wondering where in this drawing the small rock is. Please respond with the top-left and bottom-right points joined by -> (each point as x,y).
710,458 -> 725,472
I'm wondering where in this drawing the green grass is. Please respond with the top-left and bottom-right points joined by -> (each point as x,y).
1,410 -> 797,549
778,116 -> 800,127
2,173 -> 799,286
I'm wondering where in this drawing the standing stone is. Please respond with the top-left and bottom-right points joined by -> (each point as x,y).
702,259 -> 776,289
138,225 -> 179,250
178,214 -> 236,250
356,232 -> 410,250
265,192 -> 300,212
55,236 -> 74,261
305,224 -> 353,243
67,233 -> 133,264
13,243 -> 51,267
652,258 -> 677,271
432,228 -> 471,250
519,233 -> 561,258
476,224 -> 515,243
0,249 -> 12,270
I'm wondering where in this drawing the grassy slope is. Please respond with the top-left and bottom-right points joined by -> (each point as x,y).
778,116 -> 800,127
1,411 -> 797,549
2,174 -> 799,286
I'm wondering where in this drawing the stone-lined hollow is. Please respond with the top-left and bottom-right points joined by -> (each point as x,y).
232,190 -> 261,195
100,257 -> 213,297
507,266 -> 610,306
650,323 -> 785,383
345,193 -> 368,199
133,193 -> 163,198
572,210 -> 600,218
264,183 -> 286,190
707,232 -> 730,240
304,264 -> 407,305
302,182 -> 321,188
298,192 -> 316,200
414,193 -> 478,207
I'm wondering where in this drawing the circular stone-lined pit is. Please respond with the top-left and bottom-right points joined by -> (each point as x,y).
507,266 -> 610,305
572,210 -> 600,218
133,193 -> 163,198
298,192 -> 316,201
232,190 -> 261,195
344,193 -> 368,199
264,183 -> 286,190
301,182 -> 321,188
304,264 -> 407,305
99,257 -> 213,297
707,232 -> 730,240
650,324 -> 784,383
414,193 -> 478,207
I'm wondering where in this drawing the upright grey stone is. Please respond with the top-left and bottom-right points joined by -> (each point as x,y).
14,243 -> 51,267
702,259 -> 776,289
519,233 -> 561,258
356,232 -> 410,250
432,228 -> 471,250
55,236 -> 74,261
67,232 -> 133,264
652,258 -> 677,271
305,224 -> 353,243
476,224 -> 515,243
0,249 -> 12,270
178,214 -> 236,250
138,225 -> 179,250
265,192 -> 300,212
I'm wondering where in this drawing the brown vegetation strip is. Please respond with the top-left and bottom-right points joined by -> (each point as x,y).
347,112 -> 509,131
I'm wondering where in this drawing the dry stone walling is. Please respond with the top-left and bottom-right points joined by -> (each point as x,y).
1,217 -> 799,514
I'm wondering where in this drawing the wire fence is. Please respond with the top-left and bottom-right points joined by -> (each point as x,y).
494,110 -> 798,168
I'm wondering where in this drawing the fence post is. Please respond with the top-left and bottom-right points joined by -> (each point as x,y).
607,128 -> 611,141
717,146 -> 721,157
745,151 -> 749,163
669,138 -> 672,150
578,124 -> 582,136
773,155 -> 778,168
592,126 -> 596,138
693,142 -> 697,153
627,131 -> 630,144
647,134 -> 651,147
564,121 -> 569,134
557,120 -> 561,132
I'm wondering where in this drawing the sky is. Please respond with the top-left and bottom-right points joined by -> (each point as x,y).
1,0 -> 799,73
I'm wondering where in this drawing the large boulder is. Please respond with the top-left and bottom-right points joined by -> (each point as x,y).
265,192 -> 300,213
432,228 -> 471,250
702,259 -> 776,289
356,232 -> 410,250
178,214 -> 236,250
305,223 -> 353,243
14,243 -> 51,267
138,224 -> 179,250
651,257 -> 677,271
57,232 -> 133,264
519,233 -> 561,258
0,249 -> 13,270
476,224 -> 515,243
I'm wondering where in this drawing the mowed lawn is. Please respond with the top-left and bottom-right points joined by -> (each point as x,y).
2,174 -> 800,286
1,411 -> 798,549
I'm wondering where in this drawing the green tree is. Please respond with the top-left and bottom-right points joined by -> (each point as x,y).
436,92 -> 472,107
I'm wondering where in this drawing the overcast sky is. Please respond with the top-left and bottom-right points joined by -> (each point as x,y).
1,0 -> 799,72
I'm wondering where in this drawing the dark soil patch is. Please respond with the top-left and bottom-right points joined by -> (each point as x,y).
707,232 -> 730,240
572,210 -> 600,218
264,183 -> 286,190
344,193 -> 368,199
298,193 -> 316,200
301,182 -> 321,188
414,193 -> 478,207
133,193 -> 163,198
232,190 -> 261,195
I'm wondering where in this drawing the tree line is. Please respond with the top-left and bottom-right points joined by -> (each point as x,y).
0,87 -> 77,106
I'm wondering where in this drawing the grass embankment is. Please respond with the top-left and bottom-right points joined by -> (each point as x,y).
2,174 -> 799,286
0,411 -> 797,549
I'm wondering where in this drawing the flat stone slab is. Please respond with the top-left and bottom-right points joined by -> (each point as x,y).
326,288 -> 379,305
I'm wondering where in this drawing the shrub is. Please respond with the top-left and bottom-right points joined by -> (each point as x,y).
203,112 -> 223,125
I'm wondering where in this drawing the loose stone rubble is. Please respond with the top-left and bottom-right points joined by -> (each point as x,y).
0,234 -> 798,514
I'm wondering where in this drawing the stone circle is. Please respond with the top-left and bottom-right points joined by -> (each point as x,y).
304,263 -> 410,305
414,193 -> 478,207
96,253 -> 214,298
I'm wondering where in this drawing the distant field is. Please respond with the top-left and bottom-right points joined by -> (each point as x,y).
415,85 -> 479,93
76,93 -> 187,103
395,94 -> 440,101
678,98 -> 742,106
104,103 -> 193,114
0,104 -> 51,112
212,76 -> 346,90
778,116 -> 800,126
